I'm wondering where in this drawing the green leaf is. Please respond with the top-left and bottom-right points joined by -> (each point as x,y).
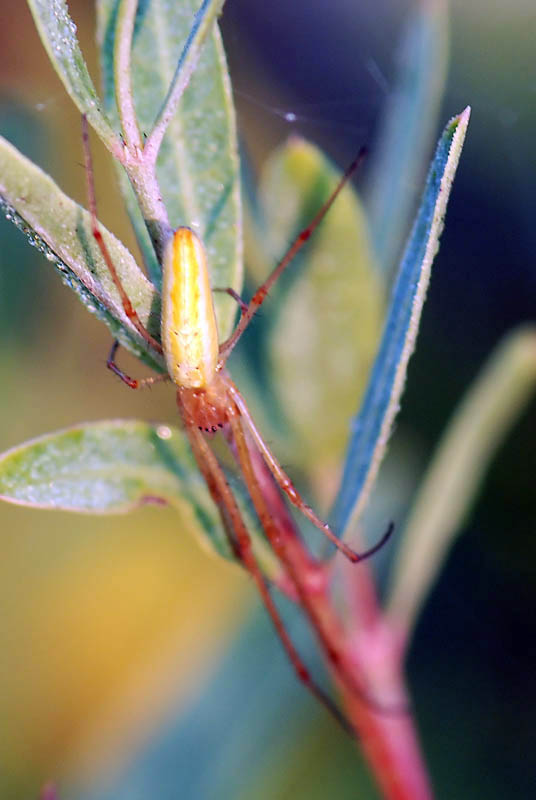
0,420 -> 277,572
96,0 -> 242,338
0,421 -> 190,511
331,107 -> 471,536
0,420 -> 230,558
386,327 -> 536,641
366,0 -> 449,278
0,134 -> 163,372
26,0 -> 120,155
143,0 -> 227,158
260,138 -> 384,474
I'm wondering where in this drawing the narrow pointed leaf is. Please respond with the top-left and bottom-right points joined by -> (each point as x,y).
387,327 -> 536,641
96,0 -> 242,337
0,134 -> 164,371
331,107 -> 471,535
366,0 -> 449,277
144,0 -> 227,161
26,0 -> 119,155
0,420 -> 277,573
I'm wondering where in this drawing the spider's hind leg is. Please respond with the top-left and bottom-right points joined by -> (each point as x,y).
181,405 -> 353,735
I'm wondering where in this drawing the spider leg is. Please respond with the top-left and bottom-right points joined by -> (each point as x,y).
227,379 -> 392,564
107,341 -> 170,389
178,396 -> 353,735
81,115 -> 163,356
229,409 -> 407,718
218,147 -> 366,364
213,287 -> 248,316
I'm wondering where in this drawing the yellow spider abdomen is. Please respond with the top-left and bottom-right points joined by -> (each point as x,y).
161,227 -> 219,389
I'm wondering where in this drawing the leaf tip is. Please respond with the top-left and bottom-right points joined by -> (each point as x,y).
458,104 -> 471,126
450,105 -> 471,131
442,106 -> 471,185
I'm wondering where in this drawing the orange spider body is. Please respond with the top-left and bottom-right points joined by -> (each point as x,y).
162,227 -> 219,391
161,226 -> 239,434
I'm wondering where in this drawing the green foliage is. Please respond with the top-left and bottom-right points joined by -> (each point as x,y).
0,134 -> 163,371
0,0 -> 485,638
0,0 -> 479,628
27,0 -> 118,150
96,0 -> 242,327
0,419 -> 208,511
0,0 -> 261,566
0,418 -> 278,572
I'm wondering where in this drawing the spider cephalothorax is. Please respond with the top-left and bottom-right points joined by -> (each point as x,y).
177,372 -> 232,434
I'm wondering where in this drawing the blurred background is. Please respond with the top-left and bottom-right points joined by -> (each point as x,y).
0,0 -> 535,797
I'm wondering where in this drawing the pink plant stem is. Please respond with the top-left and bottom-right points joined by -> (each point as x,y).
247,443 -> 433,799
340,674 -> 433,800
342,563 -> 433,798
39,782 -> 58,800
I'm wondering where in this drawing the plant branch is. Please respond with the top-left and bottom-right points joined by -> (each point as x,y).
122,156 -> 172,264
340,628 -> 433,800
239,432 -> 433,799
114,0 -> 143,151
143,0 -> 226,167
109,0 -> 171,262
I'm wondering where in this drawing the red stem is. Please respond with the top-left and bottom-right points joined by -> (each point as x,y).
241,434 -> 433,799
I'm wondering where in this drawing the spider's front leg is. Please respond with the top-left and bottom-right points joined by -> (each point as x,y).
106,341 -> 170,390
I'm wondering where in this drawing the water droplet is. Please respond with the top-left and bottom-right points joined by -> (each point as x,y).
156,425 -> 172,440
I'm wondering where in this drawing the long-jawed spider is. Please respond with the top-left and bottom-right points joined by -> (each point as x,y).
82,116 -> 394,732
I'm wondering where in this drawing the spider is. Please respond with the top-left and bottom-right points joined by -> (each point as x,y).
82,116 -> 393,731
